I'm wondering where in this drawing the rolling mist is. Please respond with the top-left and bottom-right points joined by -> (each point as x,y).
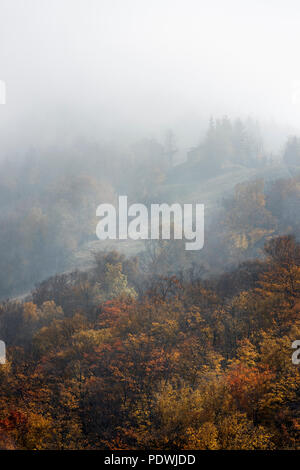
0,0 -> 300,156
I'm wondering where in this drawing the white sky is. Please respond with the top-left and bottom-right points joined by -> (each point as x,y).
0,0 -> 300,152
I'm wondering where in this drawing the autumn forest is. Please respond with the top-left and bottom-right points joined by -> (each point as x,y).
0,117 -> 300,449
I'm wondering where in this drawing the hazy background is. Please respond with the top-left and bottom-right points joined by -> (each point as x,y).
1,0 -> 300,157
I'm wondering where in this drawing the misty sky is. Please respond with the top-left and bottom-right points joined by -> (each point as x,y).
1,0 -> 300,154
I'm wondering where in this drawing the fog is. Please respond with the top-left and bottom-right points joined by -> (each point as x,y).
1,0 -> 300,155
1,2 -> 300,450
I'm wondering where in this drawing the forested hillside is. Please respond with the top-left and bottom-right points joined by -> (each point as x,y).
2,0 -> 300,454
0,233 -> 299,449
0,117 -> 297,299
1,117 -> 300,449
